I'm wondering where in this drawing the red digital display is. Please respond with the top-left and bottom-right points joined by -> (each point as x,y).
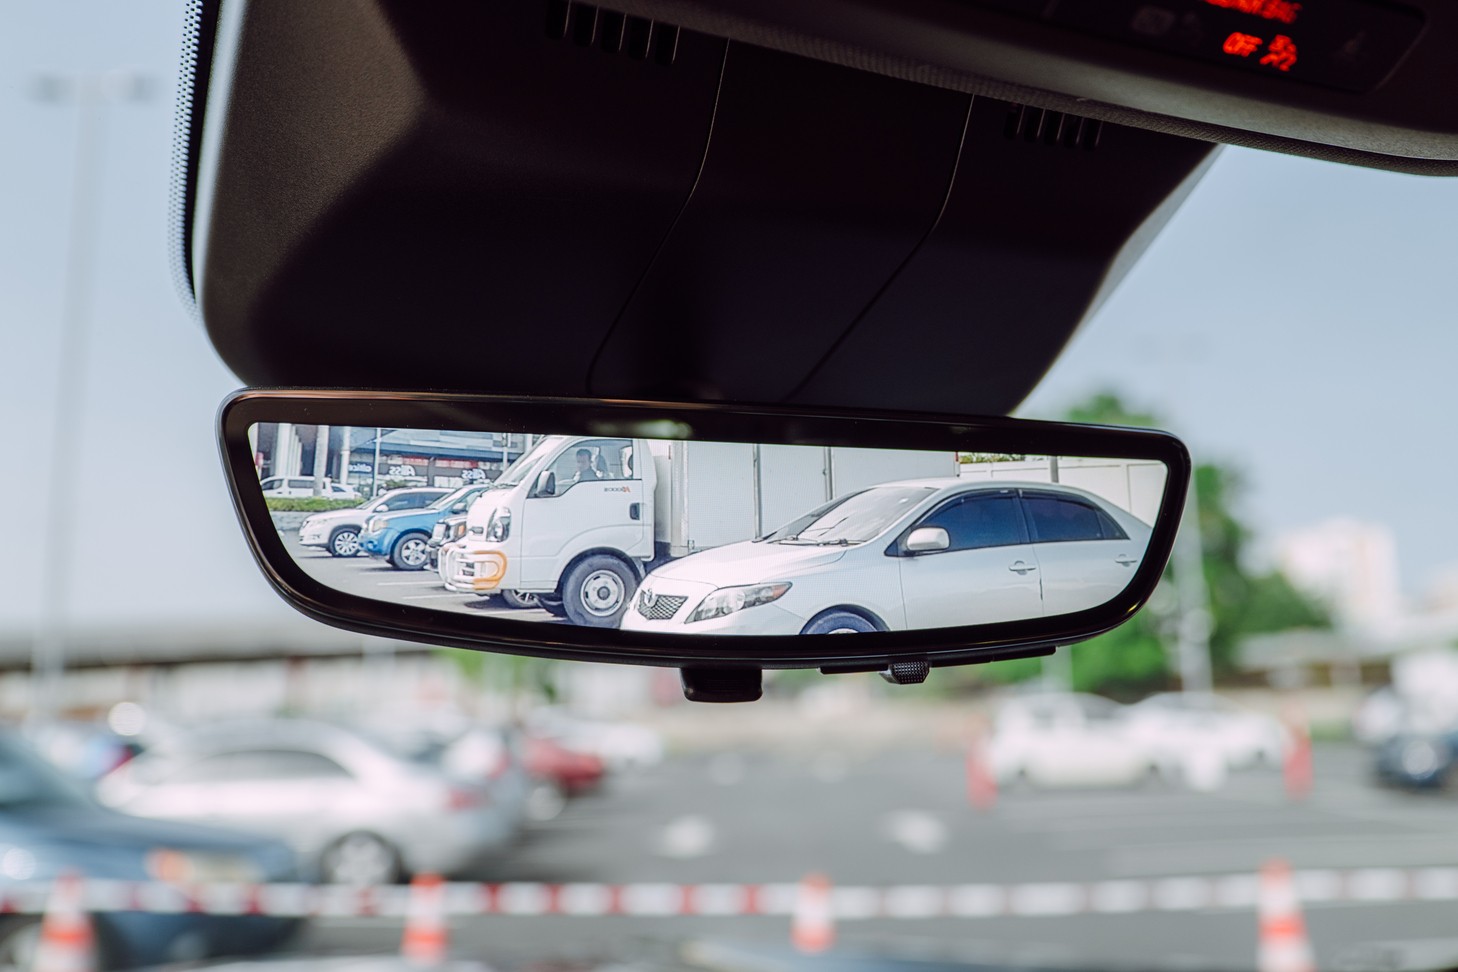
1221,31 -> 1299,71
1203,0 -> 1302,25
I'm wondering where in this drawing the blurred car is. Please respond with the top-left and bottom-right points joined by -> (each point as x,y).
621,481 -> 1151,636
987,693 -> 1157,788
96,719 -> 514,886
0,729 -> 297,970
296,487 -> 451,558
23,720 -> 143,784
260,476 -> 359,500
427,513 -> 469,569
520,733 -> 606,821
1124,692 -> 1288,773
525,710 -> 665,771
362,719 -> 534,831
359,485 -> 494,570
1374,729 -> 1458,790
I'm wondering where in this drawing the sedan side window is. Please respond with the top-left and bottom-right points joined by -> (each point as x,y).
226,749 -> 352,781
914,494 -> 1029,552
1023,494 -> 1127,543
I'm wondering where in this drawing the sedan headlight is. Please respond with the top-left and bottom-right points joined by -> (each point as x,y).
485,507 -> 511,542
686,583 -> 792,623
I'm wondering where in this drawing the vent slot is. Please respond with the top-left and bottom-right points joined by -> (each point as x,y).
1004,105 -> 1101,150
548,2 -> 679,65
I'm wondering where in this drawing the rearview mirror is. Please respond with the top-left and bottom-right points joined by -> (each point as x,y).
221,391 -> 1188,701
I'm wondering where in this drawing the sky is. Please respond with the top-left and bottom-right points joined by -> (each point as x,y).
4,1 -> 1458,634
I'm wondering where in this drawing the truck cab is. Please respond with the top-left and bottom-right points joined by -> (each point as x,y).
441,436 -> 658,627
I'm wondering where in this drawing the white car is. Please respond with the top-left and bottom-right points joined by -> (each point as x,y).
1124,692 -> 1289,773
260,475 -> 359,500
296,487 -> 451,557
988,693 -> 1157,788
620,480 -> 1152,636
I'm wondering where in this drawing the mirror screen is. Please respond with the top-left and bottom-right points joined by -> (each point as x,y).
249,424 -> 1166,634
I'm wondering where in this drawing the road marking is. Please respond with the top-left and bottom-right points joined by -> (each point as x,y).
377,580 -> 446,587
401,593 -> 473,601
656,815 -> 716,859
884,810 -> 948,855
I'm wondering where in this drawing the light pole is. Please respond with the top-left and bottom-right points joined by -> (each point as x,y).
31,70 -> 151,722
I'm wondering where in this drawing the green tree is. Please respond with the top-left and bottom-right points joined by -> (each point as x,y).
1048,391 -> 1329,696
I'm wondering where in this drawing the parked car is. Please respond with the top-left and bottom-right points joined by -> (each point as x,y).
525,710 -> 665,772
621,480 -> 1151,636
359,485 -> 495,570
427,513 -> 469,570
1374,729 -> 1458,790
296,487 -> 451,558
988,693 -> 1157,789
0,729 -> 298,969
1124,692 -> 1289,773
96,719 -> 514,886
259,476 -> 359,500
523,733 -> 605,820
23,720 -> 144,784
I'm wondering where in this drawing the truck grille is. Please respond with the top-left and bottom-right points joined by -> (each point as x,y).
636,593 -> 687,621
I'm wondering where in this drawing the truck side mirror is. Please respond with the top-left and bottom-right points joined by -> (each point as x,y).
535,470 -> 556,498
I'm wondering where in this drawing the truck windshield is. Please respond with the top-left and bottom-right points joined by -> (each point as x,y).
497,436 -> 567,487
774,485 -> 934,545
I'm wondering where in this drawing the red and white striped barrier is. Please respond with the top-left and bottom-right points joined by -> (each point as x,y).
2,867 -> 1456,920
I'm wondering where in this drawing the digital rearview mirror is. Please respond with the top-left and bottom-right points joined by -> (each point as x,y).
220,392 -> 1189,700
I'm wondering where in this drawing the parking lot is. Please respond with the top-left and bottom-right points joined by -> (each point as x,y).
282,534 -> 561,625
282,743 -> 1458,971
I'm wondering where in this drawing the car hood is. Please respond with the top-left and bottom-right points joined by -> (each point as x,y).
302,507 -> 369,526
648,540 -> 850,588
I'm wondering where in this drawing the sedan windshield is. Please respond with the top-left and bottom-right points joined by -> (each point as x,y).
773,485 -> 933,545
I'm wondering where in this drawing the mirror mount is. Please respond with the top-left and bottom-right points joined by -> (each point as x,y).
681,666 -> 762,704
880,657 -> 930,685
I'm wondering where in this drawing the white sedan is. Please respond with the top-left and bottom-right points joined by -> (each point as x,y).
987,693 -> 1157,788
1124,692 -> 1290,773
620,479 -> 1152,636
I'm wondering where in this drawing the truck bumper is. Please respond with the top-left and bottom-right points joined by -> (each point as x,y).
440,543 -> 512,593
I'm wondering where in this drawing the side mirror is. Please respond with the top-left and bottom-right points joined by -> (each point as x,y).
535,470 -> 556,498
376,503 -> 390,512
905,526 -> 950,553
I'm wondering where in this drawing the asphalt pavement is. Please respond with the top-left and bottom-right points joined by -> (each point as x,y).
282,535 -> 560,624
291,745 -> 1458,972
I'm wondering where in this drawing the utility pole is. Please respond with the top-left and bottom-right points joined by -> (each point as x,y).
32,70 -> 151,721
311,424 -> 330,496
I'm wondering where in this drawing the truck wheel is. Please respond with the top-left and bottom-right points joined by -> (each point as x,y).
801,610 -> 877,635
328,527 -> 361,557
388,533 -> 430,570
562,556 -> 636,628
501,590 -> 539,609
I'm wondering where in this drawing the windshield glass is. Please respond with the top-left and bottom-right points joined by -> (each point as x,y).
14,7 -> 1458,971
426,486 -> 475,512
497,436 -> 566,486
774,485 -> 933,544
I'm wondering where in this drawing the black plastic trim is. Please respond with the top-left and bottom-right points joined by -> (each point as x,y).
218,390 -> 1191,671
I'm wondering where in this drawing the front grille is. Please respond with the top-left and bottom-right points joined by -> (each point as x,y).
636,593 -> 687,621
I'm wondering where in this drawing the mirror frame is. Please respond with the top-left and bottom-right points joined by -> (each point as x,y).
219,390 -> 1190,672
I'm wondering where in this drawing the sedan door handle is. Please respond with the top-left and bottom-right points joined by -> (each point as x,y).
1008,561 -> 1037,574
1115,555 -> 1140,567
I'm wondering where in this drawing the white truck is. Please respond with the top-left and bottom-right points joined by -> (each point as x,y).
439,434 -> 956,627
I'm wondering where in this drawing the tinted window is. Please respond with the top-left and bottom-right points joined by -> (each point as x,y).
169,750 -> 350,783
916,494 -> 1028,551
287,479 -> 311,490
394,491 -> 445,511
1024,494 -> 1126,543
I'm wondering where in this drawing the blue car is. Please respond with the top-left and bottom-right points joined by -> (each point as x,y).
358,484 -> 494,570
1375,729 -> 1458,790
0,731 -> 299,969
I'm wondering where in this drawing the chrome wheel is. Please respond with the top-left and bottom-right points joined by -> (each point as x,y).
329,529 -> 361,557
321,832 -> 399,886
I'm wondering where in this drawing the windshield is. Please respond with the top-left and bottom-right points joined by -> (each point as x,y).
497,436 -> 566,487
773,485 -> 933,545
426,486 -> 476,512
14,7 -> 1458,972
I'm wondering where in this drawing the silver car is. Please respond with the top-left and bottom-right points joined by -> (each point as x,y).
96,719 -> 518,886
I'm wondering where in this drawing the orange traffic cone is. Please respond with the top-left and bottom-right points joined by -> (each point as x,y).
1283,706 -> 1313,802
33,872 -> 97,972
401,873 -> 449,967
791,873 -> 835,954
966,720 -> 997,811
1257,859 -> 1315,972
